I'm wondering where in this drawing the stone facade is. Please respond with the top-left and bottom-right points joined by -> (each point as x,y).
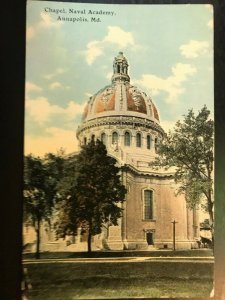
76,52 -> 199,250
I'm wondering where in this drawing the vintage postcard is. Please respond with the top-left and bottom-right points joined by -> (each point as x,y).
23,1 -> 214,299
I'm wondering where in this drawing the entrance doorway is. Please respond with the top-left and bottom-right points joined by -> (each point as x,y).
146,232 -> 154,245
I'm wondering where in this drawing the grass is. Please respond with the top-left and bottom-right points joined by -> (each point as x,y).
24,261 -> 214,299
28,277 -> 213,299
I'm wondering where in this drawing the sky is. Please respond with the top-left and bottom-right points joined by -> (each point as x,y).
25,1 -> 213,156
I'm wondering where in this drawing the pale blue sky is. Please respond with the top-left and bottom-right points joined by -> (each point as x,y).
25,1 -> 213,156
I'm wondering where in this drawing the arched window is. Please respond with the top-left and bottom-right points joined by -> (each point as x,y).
112,132 -> 118,144
83,137 -> 87,145
91,135 -> 95,142
147,135 -> 151,150
124,131 -> 131,146
155,137 -> 158,152
149,105 -> 152,116
101,133 -> 106,145
143,190 -> 153,220
136,133 -> 141,147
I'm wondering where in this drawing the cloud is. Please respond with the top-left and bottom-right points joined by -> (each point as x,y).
86,40 -> 104,65
26,11 -> 62,43
85,92 -> 93,98
85,26 -> 135,65
205,4 -> 213,14
26,97 -> 85,125
171,63 -> 196,83
104,26 -> 135,48
26,97 -> 61,124
26,81 -> 42,96
106,71 -> 113,80
180,40 -> 210,59
208,19 -> 213,29
160,120 -> 176,133
27,26 -> 35,40
25,127 -> 79,156
44,68 -> 66,80
133,63 -> 196,104
39,12 -> 61,28
49,81 -> 63,90
204,5 -> 213,30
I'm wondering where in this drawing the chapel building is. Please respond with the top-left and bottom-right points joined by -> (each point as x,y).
76,52 -> 199,250
23,52 -> 199,252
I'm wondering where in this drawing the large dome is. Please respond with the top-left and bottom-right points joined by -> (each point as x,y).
77,52 -> 164,161
82,52 -> 160,124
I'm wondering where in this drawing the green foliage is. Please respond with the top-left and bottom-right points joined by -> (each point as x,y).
24,155 -> 48,226
23,152 -> 66,258
55,140 -> 127,251
24,153 -> 65,225
77,140 -> 126,230
54,154 -> 79,237
153,106 -> 214,222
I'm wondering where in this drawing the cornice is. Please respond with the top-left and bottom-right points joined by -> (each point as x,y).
77,115 -> 164,137
121,164 -> 174,179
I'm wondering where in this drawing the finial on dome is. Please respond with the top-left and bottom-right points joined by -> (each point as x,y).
112,52 -> 130,84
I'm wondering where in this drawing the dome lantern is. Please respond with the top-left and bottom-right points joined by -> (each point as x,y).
112,52 -> 130,84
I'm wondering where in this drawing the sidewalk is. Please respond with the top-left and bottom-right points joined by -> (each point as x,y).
23,255 -> 214,264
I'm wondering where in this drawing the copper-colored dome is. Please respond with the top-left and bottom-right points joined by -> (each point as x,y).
94,86 -> 116,113
82,52 -> 160,124
127,87 -> 147,114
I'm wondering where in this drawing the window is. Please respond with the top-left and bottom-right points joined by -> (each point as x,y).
136,133 -> 141,147
155,137 -> 158,152
147,135 -> 151,149
91,135 -> 95,142
124,131 -> 131,146
83,137 -> 87,145
112,132 -> 118,144
101,133 -> 106,145
144,190 -> 153,220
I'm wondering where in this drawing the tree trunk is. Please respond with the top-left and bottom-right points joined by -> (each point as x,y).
35,219 -> 41,259
87,222 -> 92,253
207,191 -> 214,251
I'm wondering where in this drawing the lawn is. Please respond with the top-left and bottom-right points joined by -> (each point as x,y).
24,261 -> 214,299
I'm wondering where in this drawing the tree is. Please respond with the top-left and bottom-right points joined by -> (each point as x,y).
23,152 -> 65,258
152,106 -> 214,239
54,154 -> 80,239
56,140 -> 127,252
